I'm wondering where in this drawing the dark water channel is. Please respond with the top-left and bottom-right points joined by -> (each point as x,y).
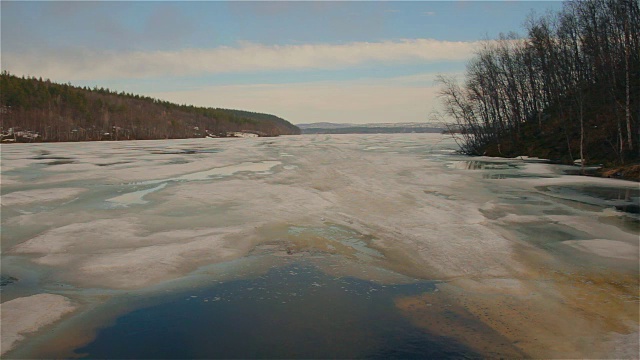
73,264 -> 477,359
542,185 -> 640,214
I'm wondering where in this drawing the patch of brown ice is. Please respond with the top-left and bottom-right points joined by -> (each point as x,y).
396,262 -> 639,359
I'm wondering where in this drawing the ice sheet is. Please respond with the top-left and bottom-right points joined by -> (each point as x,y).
562,239 -> 638,260
1,134 -> 638,358
1,188 -> 86,206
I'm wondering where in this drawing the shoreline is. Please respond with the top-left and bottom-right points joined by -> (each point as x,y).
598,164 -> 640,182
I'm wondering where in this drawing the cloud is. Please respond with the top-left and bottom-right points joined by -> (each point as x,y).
141,5 -> 196,47
2,39 -> 480,81
145,74 -> 447,124
423,11 -> 437,16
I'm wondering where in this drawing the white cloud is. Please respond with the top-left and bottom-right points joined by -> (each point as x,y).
3,39 -> 479,81
423,11 -> 437,16
145,74 -> 447,124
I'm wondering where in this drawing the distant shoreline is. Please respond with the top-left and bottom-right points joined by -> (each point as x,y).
297,122 -> 447,135
0,132 -> 291,144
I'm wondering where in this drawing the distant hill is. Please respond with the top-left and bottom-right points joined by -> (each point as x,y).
0,72 -> 300,142
297,122 -> 355,130
298,122 -> 446,134
222,109 -> 300,134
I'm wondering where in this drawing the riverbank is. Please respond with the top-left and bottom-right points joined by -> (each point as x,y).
599,164 -> 640,182
477,140 -> 639,182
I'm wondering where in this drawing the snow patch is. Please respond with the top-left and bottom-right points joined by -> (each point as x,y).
562,239 -> 638,260
0,294 -> 76,355
1,188 -> 85,206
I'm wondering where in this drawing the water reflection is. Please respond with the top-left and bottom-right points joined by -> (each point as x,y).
74,265 -> 478,359
540,185 -> 640,214
449,160 -> 521,170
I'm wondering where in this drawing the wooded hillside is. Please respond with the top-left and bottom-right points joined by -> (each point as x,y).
438,0 -> 639,169
0,73 -> 300,142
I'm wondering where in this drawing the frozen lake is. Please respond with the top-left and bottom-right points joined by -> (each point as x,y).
1,134 -> 638,358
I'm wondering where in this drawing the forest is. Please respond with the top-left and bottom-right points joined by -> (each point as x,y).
438,0 -> 639,175
0,73 -> 300,142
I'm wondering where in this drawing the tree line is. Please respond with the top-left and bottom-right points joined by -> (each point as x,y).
438,0 -> 639,168
0,72 -> 300,142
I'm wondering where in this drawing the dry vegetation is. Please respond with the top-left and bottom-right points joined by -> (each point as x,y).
438,0 -> 639,175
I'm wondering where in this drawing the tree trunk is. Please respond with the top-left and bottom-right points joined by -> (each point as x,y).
624,13 -> 633,151
579,97 -> 585,174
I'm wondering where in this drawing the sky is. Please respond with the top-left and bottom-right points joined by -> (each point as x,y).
1,1 -> 564,124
